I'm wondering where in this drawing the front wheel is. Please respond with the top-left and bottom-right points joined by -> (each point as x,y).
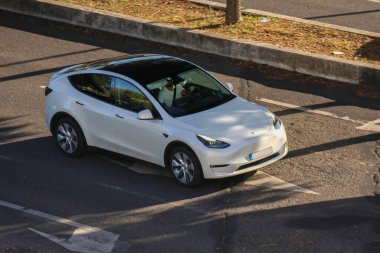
169,146 -> 204,187
54,117 -> 86,157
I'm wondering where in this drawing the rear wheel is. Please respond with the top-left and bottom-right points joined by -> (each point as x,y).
54,117 -> 86,157
169,146 -> 203,187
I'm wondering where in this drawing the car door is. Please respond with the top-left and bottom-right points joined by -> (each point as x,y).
69,73 -> 118,152
111,77 -> 164,165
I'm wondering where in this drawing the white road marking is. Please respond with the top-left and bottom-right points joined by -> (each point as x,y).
368,0 -> 380,3
255,97 -> 366,124
356,119 -> 380,132
29,228 -> 118,253
0,199 -> 119,253
99,155 -> 173,177
240,171 -> 320,195
39,85 -> 46,88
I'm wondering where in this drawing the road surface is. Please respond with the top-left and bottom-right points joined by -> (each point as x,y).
0,11 -> 379,253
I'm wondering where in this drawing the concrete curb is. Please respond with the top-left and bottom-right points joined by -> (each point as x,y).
0,0 -> 379,90
191,0 -> 380,38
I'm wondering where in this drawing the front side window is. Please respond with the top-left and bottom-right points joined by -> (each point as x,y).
114,78 -> 153,113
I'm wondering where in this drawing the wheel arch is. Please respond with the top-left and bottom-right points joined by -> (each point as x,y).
50,112 -> 86,143
164,140 -> 201,169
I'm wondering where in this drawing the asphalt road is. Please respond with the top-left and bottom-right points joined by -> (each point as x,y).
212,0 -> 380,33
0,11 -> 380,253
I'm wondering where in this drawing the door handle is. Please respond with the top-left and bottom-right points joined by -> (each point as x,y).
115,114 -> 124,119
75,101 -> 84,106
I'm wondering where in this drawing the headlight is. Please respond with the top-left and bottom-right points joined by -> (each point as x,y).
196,134 -> 230,149
269,111 -> 282,130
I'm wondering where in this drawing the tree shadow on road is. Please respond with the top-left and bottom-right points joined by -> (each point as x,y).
357,37 -> 380,63
0,115 -> 35,144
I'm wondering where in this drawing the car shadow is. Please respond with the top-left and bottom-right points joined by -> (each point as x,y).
0,115 -> 36,144
0,136 -> 233,203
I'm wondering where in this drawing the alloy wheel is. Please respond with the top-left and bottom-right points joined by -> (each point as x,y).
171,152 -> 195,184
56,122 -> 78,154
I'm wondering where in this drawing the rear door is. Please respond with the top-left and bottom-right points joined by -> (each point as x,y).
111,77 -> 164,165
69,74 -> 118,152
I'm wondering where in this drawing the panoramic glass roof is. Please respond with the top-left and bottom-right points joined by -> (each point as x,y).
69,55 -> 196,85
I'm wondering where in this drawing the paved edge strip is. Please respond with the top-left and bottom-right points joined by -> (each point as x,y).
190,0 -> 380,38
0,0 -> 379,88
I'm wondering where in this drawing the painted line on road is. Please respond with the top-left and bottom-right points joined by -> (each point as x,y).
29,227 -> 119,253
256,97 -> 366,124
256,97 -> 380,133
0,199 -> 89,229
0,199 -> 119,253
240,171 -> 320,195
39,86 -> 46,89
256,97 -> 380,132
368,0 -> 380,3
356,119 -> 380,132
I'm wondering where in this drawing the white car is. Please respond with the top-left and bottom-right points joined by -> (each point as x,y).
44,55 -> 288,187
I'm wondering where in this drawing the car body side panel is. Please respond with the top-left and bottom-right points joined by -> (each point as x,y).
112,106 -> 164,165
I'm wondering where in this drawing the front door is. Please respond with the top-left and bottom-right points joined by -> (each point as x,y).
111,78 -> 164,165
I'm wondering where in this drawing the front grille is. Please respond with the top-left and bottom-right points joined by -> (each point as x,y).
237,152 -> 279,171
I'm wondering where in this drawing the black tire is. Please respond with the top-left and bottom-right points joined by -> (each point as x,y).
169,146 -> 204,187
54,117 -> 86,157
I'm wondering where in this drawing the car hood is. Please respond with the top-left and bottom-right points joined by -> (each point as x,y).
176,97 -> 272,143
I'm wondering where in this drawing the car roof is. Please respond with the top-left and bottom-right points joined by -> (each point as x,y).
70,54 -> 196,85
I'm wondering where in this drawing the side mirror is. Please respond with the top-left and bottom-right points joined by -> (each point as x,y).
224,82 -> 234,92
137,109 -> 154,120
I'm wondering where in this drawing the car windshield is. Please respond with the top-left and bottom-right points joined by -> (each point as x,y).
144,67 -> 235,117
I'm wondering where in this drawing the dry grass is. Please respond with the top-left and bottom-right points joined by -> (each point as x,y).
58,0 -> 380,65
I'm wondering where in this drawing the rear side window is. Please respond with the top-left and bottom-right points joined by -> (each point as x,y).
68,75 -> 85,92
68,74 -> 113,103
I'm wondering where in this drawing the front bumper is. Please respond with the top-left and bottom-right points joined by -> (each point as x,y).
196,130 -> 288,179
